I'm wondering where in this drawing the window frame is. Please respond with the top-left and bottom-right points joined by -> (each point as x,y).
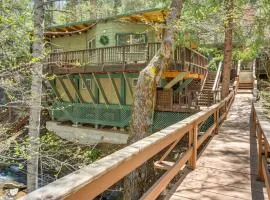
88,38 -> 96,49
81,79 -> 92,90
115,33 -> 147,46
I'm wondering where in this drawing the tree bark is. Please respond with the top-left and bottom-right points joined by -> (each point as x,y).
221,0 -> 234,99
27,0 -> 44,192
123,0 -> 184,199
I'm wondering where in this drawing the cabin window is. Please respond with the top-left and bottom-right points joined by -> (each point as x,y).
131,78 -> 138,87
116,33 -> 147,46
81,79 -> 92,90
53,48 -> 63,53
88,38 -> 96,49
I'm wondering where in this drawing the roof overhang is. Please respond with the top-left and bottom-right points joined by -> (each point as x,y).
45,8 -> 168,38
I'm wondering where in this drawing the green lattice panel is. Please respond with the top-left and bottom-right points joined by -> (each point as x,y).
152,111 -> 192,132
51,102 -> 131,127
51,103 -> 215,131
51,102 -> 74,122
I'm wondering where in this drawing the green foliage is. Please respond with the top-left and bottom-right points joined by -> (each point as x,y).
45,0 -> 168,27
0,0 -> 32,69
260,80 -> 270,118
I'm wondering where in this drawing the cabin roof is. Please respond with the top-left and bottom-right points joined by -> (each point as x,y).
45,8 -> 168,38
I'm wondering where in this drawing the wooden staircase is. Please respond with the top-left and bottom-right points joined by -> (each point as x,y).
198,72 -> 217,107
239,71 -> 253,89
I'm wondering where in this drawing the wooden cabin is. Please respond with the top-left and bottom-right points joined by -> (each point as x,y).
44,9 -> 209,137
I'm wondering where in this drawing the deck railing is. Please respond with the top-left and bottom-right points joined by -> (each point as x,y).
48,43 -> 208,74
252,102 -> 270,199
21,79 -> 238,200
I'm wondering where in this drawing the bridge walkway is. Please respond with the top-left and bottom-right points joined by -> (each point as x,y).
165,92 -> 268,200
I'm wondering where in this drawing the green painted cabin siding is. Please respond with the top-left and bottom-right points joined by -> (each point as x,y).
50,22 -> 157,51
51,33 -> 88,52
95,22 -> 156,47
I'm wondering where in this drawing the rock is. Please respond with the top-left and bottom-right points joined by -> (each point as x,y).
8,188 -> 18,196
1,180 -> 26,190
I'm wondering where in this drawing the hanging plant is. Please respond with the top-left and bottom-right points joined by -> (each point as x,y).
99,35 -> 109,45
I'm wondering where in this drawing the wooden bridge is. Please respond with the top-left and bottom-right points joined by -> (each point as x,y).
21,63 -> 270,200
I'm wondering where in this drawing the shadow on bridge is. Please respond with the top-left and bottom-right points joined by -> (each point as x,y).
164,93 -> 266,200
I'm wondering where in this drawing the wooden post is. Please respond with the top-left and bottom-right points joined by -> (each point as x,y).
258,126 -> 264,181
214,108 -> 219,134
252,105 -> 257,137
190,124 -> 198,169
224,101 -> 228,120
122,46 -> 126,64
101,48 -> 104,65
188,129 -> 193,167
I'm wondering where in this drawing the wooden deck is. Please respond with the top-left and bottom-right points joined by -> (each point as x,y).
46,43 -> 208,75
165,92 -> 268,200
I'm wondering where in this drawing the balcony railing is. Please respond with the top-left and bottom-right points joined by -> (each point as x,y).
48,43 -> 209,74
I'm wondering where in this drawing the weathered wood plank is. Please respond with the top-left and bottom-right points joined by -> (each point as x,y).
164,72 -> 186,89
166,93 -> 268,200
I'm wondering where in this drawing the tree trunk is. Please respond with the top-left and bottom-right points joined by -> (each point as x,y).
27,0 -> 44,192
221,0 -> 234,99
123,0 -> 184,199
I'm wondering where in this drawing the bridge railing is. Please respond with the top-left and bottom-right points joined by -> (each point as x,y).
21,80 -> 238,200
252,102 -> 270,199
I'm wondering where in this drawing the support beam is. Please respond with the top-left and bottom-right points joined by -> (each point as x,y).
164,72 -> 186,89
120,75 -> 126,105
107,73 -> 122,105
123,72 -> 133,100
66,75 -> 84,103
57,77 -> 74,103
174,78 -> 193,93
79,74 -> 97,104
92,73 -> 109,104
47,80 -> 63,101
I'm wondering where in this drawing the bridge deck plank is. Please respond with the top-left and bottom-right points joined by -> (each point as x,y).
166,93 -> 268,200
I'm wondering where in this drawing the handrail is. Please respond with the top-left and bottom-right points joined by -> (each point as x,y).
186,46 -> 208,60
211,61 -> 223,103
20,79 -> 238,200
237,60 -> 241,76
252,59 -> 258,98
212,61 -> 223,92
200,70 -> 208,93
252,101 -> 270,198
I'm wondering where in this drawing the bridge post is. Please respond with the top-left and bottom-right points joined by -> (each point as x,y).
214,108 -> 219,134
257,126 -> 264,181
189,124 -> 198,169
